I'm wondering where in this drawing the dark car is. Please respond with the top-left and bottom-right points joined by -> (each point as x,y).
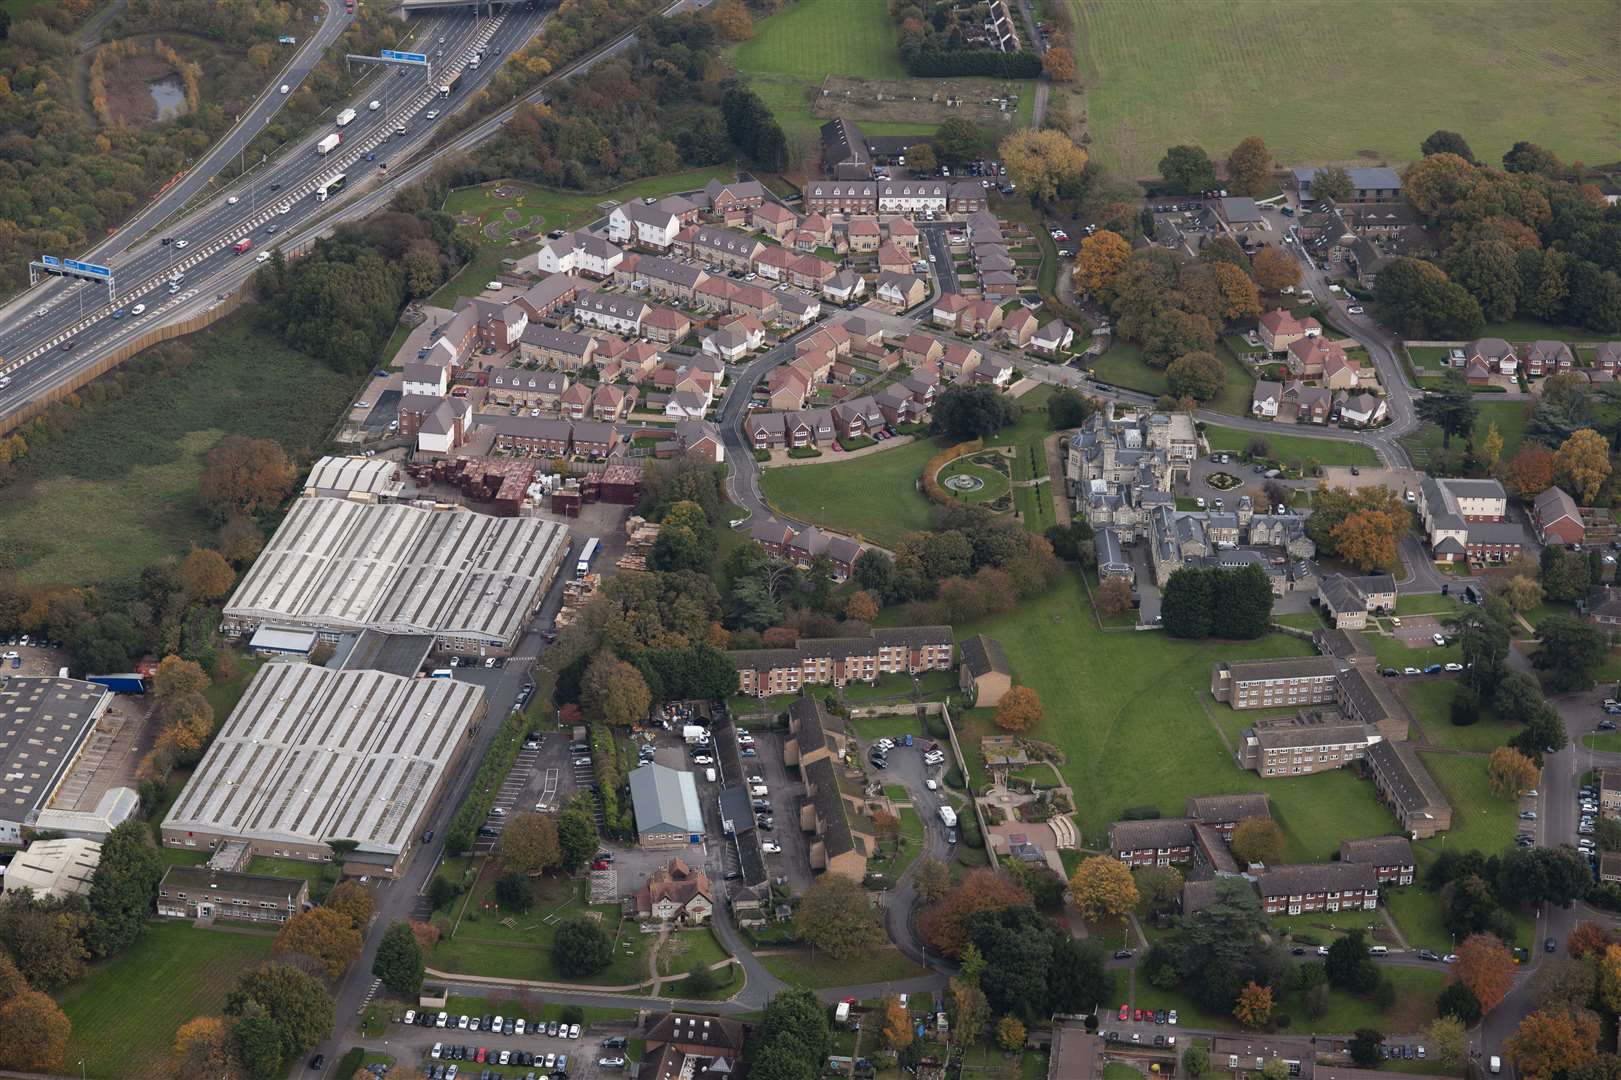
421,829 -> 434,843
1113,949 -> 1133,959
310,1054 -> 325,1071
61,340 -> 75,350
1546,936 -> 1558,952
1291,946 -> 1305,955
1381,667 -> 1398,677
1417,949 -> 1439,960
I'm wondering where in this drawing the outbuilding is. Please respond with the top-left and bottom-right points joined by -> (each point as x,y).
958,634 -> 1011,707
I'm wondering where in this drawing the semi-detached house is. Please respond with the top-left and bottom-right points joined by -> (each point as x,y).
519,326 -> 597,371
677,225 -> 765,273
607,196 -> 697,250
575,291 -> 649,336
530,231 -> 623,278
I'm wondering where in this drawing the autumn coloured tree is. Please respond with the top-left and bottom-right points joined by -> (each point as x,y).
169,1016 -> 244,1080
273,906 -> 363,979
707,0 -> 753,40
1229,818 -> 1286,866
1569,922 -> 1612,959
993,685 -> 1043,732
914,857 -> 951,904
0,991 -> 71,1073
1557,428 -> 1612,502
1501,444 -> 1558,499
1505,1008 -> 1599,1080
999,129 -> 1088,204
1041,47 -> 1075,82
1454,932 -> 1515,1013
1226,137 -> 1273,198
501,812 -> 562,876
1068,855 -> 1140,923
1329,509 -> 1404,572
882,996 -> 913,1051
1482,422 -> 1504,468
996,1015 -> 1027,1051
1252,246 -> 1301,293
1500,575 -> 1545,613
844,590 -> 879,623
1096,577 -> 1134,618
1487,746 -> 1541,798
1233,981 -> 1273,1028
198,436 -> 296,517
1599,943 -> 1621,1014
796,875 -> 886,961
581,652 -> 652,727
324,881 -> 376,932
918,870 -> 1032,957
152,655 -> 210,700
950,977 -> 990,1044
1426,1015 -> 1466,1067
1074,230 -> 1131,296
178,546 -> 236,602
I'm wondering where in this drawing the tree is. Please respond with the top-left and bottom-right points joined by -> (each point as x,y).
1534,614 -> 1607,693
373,920 -> 424,996
1482,421 -> 1504,467
915,857 -> 951,904
1329,509 -> 1403,572
999,129 -> 1087,204
1501,575 -> 1545,613
796,875 -> 885,960
178,546 -> 236,602
1455,932 -> 1515,1013
553,916 -> 613,977
933,118 -> 996,168
1503,141 -> 1563,175
1226,137 -> 1273,198
1488,745 -> 1541,797
844,590 -> 879,623
1042,46 -> 1075,81
1375,257 -> 1485,338
1158,145 -> 1217,195
1252,245 -> 1301,293
1326,930 -> 1380,993
224,962 -> 334,1077
1068,855 -> 1140,923
152,655 -> 210,701
1558,428 -> 1612,502
1436,980 -> 1482,1024
1096,577 -> 1134,618
1310,166 -> 1354,204
1348,1029 -> 1385,1068
1570,922 -> 1613,958
906,143 -> 938,175
708,0 -> 753,40
1422,130 -> 1475,161
1503,444 -> 1559,498
1074,230 -> 1130,296
324,881 -> 375,932
755,989 -> 830,1080
556,802 -> 597,872
198,436 -> 296,516
495,870 -> 533,912
1531,955 -> 1598,1012
1505,1009 -> 1600,1080
1599,943 -> 1621,1013
86,819 -> 164,958
934,384 -> 1020,440
1426,1014 -> 1466,1066
881,995 -> 913,1051
1166,350 -> 1226,401
170,1016 -> 243,1080
0,990 -> 70,1072
993,685 -> 1043,732
1160,565 -> 1214,638
273,907 -> 362,979
501,812 -> 561,876
1232,981 -> 1273,1028
1229,818 -> 1285,866
996,1015 -> 1026,1051
1181,1043 -> 1210,1078
1417,380 -> 1480,449
581,652 -> 652,727
917,869 -> 1031,957
1047,387 -> 1094,430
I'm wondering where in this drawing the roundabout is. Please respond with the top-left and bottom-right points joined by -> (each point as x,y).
1205,470 -> 1243,490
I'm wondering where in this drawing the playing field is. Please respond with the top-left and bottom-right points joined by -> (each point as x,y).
1070,0 -> 1621,177
58,921 -> 277,1080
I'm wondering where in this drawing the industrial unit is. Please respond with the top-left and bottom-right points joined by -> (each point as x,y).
220,498 -> 571,653
160,663 -> 487,876
0,677 -> 115,846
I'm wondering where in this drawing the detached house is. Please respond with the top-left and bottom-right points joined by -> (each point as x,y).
530,231 -> 624,278
932,293 -> 972,330
1030,320 -> 1074,356
642,307 -> 692,345
876,271 -> 927,309
846,217 -> 881,252
1462,337 -> 1517,376
750,201 -> 797,241
1525,339 -> 1574,377
876,243 -> 912,275
1252,380 -> 1282,419
608,197 -> 693,250
902,333 -> 944,367
635,858 -> 713,923
822,268 -> 866,305
1532,485 -> 1584,546
1338,391 -> 1387,428
1287,336 -> 1347,379
1002,307 -> 1037,347
884,216 -> 919,251
1258,310 -> 1322,353
940,343 -> 983,381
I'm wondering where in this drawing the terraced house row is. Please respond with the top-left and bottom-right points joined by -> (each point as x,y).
729,627 -> 955,697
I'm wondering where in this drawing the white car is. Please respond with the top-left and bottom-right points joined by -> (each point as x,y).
1168,1010 -> 1178,1025
762,841 -> 782,853
131,304 -> 146,315
426,109 -> 440,120
1432,633 -> 1447,646
1403,666 -> 1421,676
227,195 -> 238,204
173,239 -> 189,249
486,280 -> 503,290
1442,953 -> 1457,964
692,755 -> 713,765
277,202 -> 291,214
1347,305 -> 1365,314
1444,662 -> 1463,672
405,1010 -> 417,1025
255,251 -> 271,262
925,779 -> 938,791
515,1019 -> 525,1035
569,1023 -> 581,1039
874,739 -> 895,751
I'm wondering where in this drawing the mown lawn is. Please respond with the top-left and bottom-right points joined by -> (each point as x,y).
1413,751 -> 1518,858
1401,400 -> 1531,469
1069,0 -> 1619,177
758,945 -> 926,990
954,573 -> 1400,858
0,317 -> 360,587
1087,340 -> 1255,417
758,437 -> 937,549
1132,965 -> 1445,1036
1202,423 -> 1380,468
58,922 -> 277,1080
1401,678 -> 1519,754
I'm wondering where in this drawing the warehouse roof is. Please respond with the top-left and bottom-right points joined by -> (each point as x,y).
0,677 -> 111,828
163,664 -> 484,861
629,763 -> 703,838
3,837 -> 101,899
303,456 -> 404,499
223,499 -> 570,648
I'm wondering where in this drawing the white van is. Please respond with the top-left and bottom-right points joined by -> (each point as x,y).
279,84 -> 290,94
705,768 -> 716,784
1368,945 -> 1388,957
749,784 -> 769,797
1489,1056 -> 1501,1074
938,805 -> 958,828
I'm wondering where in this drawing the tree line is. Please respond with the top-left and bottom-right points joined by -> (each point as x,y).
891,0 -> 1042,78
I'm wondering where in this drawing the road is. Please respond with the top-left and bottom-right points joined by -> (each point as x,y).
0,5 -> 545,424
0,4 -> 353,329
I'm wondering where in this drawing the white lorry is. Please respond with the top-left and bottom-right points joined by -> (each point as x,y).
335,107 -> 356,127
316,132 -> 341,155
682,724 -> 709,745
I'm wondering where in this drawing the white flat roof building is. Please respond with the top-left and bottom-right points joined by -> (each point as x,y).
161,663 -> 486,874
4,837 -> 101,899
303,455 -> 406,501
221,499 -> 571,652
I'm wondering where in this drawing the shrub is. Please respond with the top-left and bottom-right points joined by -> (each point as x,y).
921,439 -> 985,507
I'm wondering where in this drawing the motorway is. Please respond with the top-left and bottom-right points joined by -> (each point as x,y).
0,3 -> 550,425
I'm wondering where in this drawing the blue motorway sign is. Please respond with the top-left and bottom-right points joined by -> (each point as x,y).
41,255 -> 59,267
63,259 -> 112,279
381,49 -> 428,65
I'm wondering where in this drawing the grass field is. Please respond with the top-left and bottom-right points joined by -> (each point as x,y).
1402,679 -> 1520,754
1401,400 -> 1531,468
0,317 -> 359,587
759,437 -> 936,549
1202,423 -> 1380,468
1414,751 -> 1518,857
1087,340 -> 1257,417
758,945 -> 926,990
58,922 -> 277,1080
1069,0 -> 1620,178
1132,964 -> 1444,1036
954,572 -> 1401,858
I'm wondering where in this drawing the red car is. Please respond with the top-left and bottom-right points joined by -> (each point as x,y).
1117,1004 -> 1129,1021
476,1049 -> 487,1064
592,860 -> 610,870
1134,1008 -> 1146,1023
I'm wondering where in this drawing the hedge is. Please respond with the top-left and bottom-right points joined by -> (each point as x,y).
444,706 -> 530,855
921,438 -> 984,507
